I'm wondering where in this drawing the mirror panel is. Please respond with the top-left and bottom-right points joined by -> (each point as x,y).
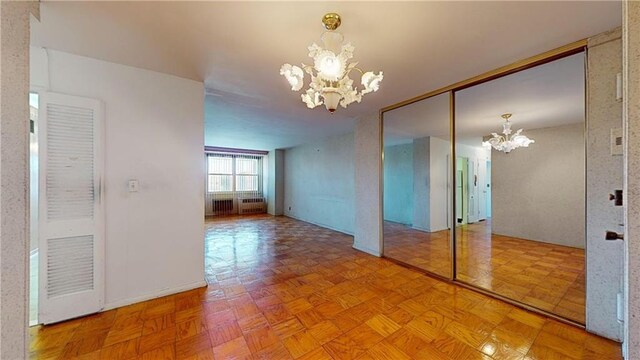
454,52 -> 586,323
382,92 -> 452,278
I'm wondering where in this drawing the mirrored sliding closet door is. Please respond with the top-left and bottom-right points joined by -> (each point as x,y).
453,52 -> 586,324
382,92 -> 452,278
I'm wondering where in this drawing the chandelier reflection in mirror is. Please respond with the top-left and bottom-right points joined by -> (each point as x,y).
483,113 -> 535,153
280,13 -> 383,113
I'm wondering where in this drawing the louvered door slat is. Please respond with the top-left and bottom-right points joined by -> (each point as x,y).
39,92 -> 104,324
46,102 -> 95,222
47,235 -> 94,297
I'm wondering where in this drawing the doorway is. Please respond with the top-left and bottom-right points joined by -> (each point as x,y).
485,160 -> 492,218
456,157 -> 468,225
29,92 -> 39,326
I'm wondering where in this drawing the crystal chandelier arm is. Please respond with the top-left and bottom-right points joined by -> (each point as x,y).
340,42 -> 355,60
280,64 -> 305,91
301,64 -> 316,76
301,88 -> 322,109
361,71 -> 383,94
345,64 -> 364,75
489,134 -> 506,142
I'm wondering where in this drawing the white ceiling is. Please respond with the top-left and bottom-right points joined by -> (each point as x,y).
32,1 -> 619,150
384,52 -> 585,146
384,92 -> 450,146
456,52 -> 586,137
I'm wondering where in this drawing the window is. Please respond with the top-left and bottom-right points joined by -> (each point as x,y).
206,154 -> 262,193
235,157 -> 259,192
207,155 -> 233,192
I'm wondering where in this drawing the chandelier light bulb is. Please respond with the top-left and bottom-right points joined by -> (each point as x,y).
280,13 -> 383,112
314,51 -> 344,80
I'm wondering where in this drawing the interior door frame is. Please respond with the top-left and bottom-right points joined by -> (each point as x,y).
379,39 -> 589,328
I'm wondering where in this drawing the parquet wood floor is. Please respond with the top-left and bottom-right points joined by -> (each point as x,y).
384,220 -> 585,324
457,221 -> 585,324
30,215 -> 615,359
383,222 -> 451,278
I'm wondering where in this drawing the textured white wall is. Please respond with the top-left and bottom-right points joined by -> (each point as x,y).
31,48 -> 206,309
283,133 -> 355,234
354,113 -> 382,256
492,123 -> 585,248
0,2 -> 39,358
624,1 -> 640,357
429,137 -> 450,232
586,28 -> 624,341
413,137 -> 431,231
267,149 -> 284,216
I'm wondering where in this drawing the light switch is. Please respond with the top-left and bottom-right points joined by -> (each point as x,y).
128,179 -> 139,192
611,128 -> 623,156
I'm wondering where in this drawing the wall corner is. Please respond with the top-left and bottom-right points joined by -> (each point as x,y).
353,112 -> 382,256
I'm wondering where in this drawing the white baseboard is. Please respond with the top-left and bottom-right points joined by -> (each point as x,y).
284,214 -> 354,236
103,280 -> 207,311
411,225 -> 432,233
352,243 -> 381,257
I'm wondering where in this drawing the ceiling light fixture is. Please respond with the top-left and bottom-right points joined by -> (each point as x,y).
483,113 -> 535,153
280,13 -> 383,113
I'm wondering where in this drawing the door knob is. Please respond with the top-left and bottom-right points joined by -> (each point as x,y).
609,190 -> 623,206
605,231 -> 624,241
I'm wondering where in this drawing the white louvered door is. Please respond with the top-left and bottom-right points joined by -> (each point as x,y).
39,92 -> 104,324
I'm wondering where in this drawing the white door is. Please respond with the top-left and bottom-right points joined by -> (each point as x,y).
446,155 -> 451,229
38,92 -> 104,324
486,161 -> 492,218
467,158 -> 479,223
478,160 -> 487,221
455,170 -> 463,223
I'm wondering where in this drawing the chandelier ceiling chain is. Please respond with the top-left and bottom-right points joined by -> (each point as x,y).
280,12 -> 383,113
483,113 -> 535,153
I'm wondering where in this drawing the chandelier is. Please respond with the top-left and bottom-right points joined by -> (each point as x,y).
483,114 -> 535,153
280,13 -> 383,113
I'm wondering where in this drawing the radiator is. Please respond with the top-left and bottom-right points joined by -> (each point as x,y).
212,199 -> 234,215
238,197 -> 266,214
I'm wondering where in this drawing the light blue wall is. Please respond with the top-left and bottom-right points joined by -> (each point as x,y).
383,143 -> 414,225
283,133 -> 355,234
